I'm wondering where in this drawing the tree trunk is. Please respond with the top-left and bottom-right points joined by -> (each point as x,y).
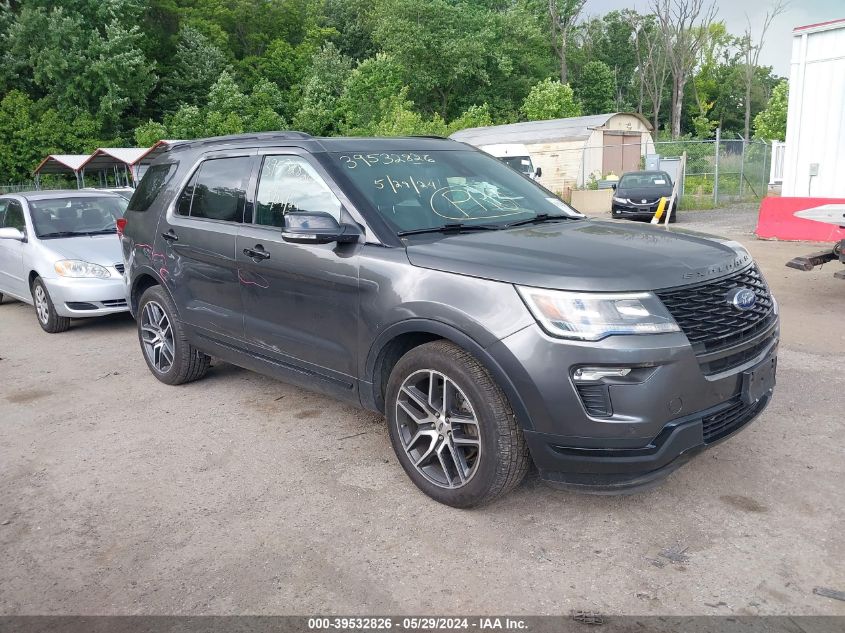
671,74 -> 685,139
743,78 -> 752,141
559,34 -> 568,84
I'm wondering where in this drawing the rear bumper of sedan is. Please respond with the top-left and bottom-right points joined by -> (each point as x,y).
44,276 -> 129,317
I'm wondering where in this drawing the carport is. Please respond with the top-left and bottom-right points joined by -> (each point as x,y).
33,154 -> 91,188
79,147 -> 149,188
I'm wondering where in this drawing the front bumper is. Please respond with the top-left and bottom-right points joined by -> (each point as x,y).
612,201 -> 671,219
44,276 -> 129,317
487,318 -> 779,492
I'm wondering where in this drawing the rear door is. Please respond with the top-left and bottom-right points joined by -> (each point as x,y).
159,152 -> 256,343
235,151 -> 361,398
0,199 -> 29,299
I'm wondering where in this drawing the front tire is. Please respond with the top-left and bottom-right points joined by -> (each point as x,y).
137,285 -> 210,385
31,277 -> 70,333
385,340 -> 530,507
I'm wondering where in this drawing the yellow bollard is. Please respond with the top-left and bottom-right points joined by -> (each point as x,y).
650,197 -> 667,224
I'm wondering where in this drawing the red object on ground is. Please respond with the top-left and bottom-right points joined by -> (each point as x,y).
755,197 -> 845,242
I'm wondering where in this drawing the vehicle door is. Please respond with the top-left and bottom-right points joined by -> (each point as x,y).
236,151 -> 361,396
0,199 -> 29,299
159,152 -> 256,343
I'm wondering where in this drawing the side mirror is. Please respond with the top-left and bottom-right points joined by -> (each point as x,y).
282,211 -> 360,245
534,167 -> 542,178
0,227 -> 25,241
611,183 -> 617,190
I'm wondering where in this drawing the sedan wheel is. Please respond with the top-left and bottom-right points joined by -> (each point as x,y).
31,277 -> 70,333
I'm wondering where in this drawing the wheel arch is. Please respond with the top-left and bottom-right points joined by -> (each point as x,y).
363,319 -> 533,431
129,266 -> 172,317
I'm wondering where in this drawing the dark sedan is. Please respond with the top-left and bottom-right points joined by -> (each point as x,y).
611,170 -> 677,223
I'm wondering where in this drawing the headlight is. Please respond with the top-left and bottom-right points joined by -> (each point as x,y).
516,286 -> 680,340
54,260 -> 112,279
612,196 -> 628,204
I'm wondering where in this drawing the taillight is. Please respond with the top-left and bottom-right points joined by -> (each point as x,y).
116,217 -> 127,238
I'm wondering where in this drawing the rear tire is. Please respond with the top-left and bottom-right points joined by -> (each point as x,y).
31,277 -> 70,333
137,285 -> 210,385
385,340 -> 530,507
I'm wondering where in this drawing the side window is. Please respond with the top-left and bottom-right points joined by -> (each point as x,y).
255,155 -> 342,228
0,200 -> 7,227
4,201 -> 25,231
177,156 -> 251,222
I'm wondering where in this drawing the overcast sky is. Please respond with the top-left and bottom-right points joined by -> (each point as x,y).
587,0 -> 844,77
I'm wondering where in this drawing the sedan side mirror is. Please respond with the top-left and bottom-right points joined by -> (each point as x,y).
0,227 -> 25,241
611,183 -> 617,190
282,211 -> 361,245
534,167 -> 542,178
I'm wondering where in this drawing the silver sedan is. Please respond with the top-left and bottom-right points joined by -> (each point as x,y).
0,190 -> 129,333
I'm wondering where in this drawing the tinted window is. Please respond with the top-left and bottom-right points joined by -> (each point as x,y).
128,163 -> 177,212
255,156 -> 342,227
176,170 -> 199,216
29,196 -> 128,238
4,201 -> 25,231
0,200 -> 8,226
183,157 -> 251,222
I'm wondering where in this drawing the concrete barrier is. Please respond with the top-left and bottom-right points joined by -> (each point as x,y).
570,189 -> 612,217
755,196 -> 845,242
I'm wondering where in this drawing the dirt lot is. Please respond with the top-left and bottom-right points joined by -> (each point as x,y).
1,206 -> 843,616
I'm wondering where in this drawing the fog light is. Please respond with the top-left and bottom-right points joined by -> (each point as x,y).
572,367 -> 632,382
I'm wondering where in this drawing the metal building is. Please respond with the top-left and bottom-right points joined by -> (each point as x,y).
781,18 -> 845,197
450,113 -> 655,193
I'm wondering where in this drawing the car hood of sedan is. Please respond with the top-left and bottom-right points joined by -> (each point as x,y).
41,234 -> 123,268
404,219 -> 750,292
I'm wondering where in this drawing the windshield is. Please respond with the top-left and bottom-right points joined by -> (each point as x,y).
329,150 -> 578,234
29,196 -> 128,238
499,156 -> 534,176
618,173 -> 672,189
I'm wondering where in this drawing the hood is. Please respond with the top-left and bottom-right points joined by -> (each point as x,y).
39,234 -> 123,268
404,219 -> 750,292
615,186 -> 673,200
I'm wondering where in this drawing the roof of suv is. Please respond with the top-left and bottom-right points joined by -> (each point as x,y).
164,132 -> 469,156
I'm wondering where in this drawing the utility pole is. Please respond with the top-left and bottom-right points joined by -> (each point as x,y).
713,127 -> 720,205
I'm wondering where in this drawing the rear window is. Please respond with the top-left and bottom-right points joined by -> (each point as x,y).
127,163 -> 177,212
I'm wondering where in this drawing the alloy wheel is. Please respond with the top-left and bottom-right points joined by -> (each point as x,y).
140,300 -> 175,373
395,369 -> 481,489
34,285 -> 49,324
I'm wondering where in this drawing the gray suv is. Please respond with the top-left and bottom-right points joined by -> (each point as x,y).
121,133 -> 779,507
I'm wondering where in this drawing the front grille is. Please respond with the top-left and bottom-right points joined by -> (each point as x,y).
575,384 -> 612,417
114,263 -> 125,274
656,265 -> 775,355
702,397 -> 767,443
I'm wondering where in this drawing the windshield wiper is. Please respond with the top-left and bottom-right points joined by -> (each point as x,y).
397,223 -> 502,237
504,213 -> 577,228
82,228 -> 117,235
37,231 -> 86,238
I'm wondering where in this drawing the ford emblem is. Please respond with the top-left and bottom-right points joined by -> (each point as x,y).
727,287 -> 757,311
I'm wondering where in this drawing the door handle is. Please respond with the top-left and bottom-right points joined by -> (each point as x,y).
243,245 -> 270,261
161,230 -> 178,242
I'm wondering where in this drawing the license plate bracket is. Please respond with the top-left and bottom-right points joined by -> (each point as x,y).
741,355 -> 777,405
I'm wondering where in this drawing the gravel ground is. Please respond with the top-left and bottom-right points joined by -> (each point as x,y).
1,208 -> 844,616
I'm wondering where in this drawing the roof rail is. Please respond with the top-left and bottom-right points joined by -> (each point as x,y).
167,131 -> 314,153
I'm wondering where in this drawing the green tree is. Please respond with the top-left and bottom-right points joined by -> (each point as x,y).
446,104 -> 493,135
575,61 -> 615,114
338,54 -> 404,133
159,25 -> 229,112
291,43 -> 353,135
374,0 -> 490,118
521,78 -> 581,121
753,80 -> 787,140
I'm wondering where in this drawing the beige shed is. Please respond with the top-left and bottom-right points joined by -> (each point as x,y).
450,113 -> 655,194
